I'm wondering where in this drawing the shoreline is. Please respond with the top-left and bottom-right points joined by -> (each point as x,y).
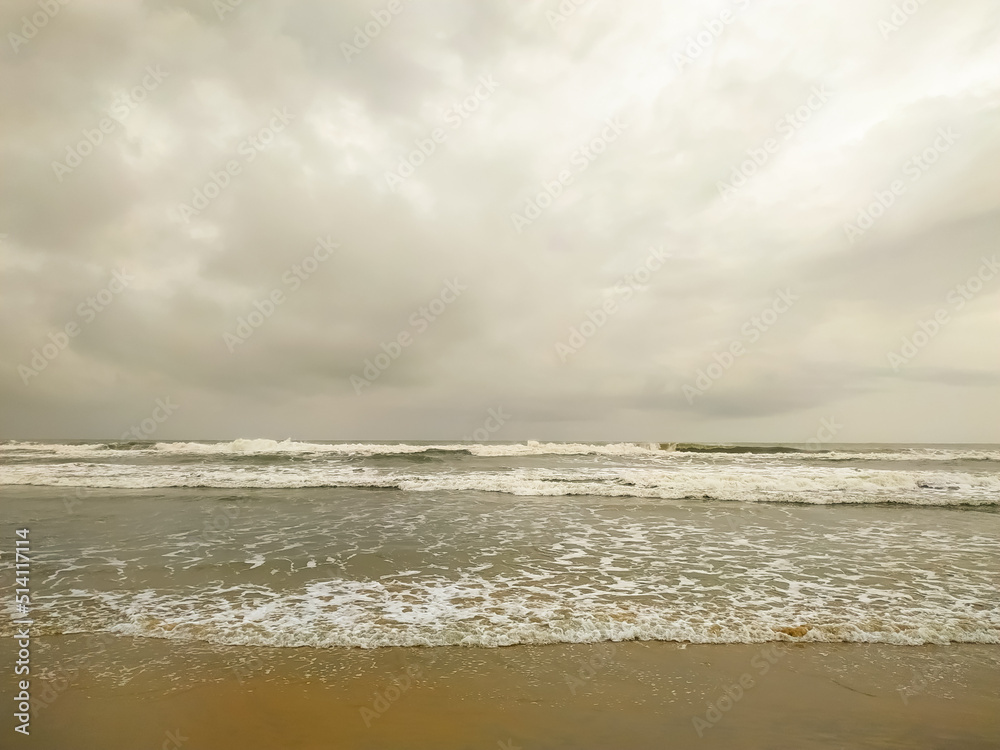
4,636 -> 998,749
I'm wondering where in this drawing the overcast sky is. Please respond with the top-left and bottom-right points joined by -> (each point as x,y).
1,0 -> 999,443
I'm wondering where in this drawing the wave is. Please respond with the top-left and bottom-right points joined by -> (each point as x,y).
156,439 -> 672,457
0,439 -> 662,458
3,439 -> 998,462
3,464 -> 998,504
9,582 -> 997,647
663,443 -> 810,454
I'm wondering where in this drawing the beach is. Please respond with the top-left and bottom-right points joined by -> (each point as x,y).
6,0 -> 1000,744
5,636 -> 999,749
1,440 -> 998,748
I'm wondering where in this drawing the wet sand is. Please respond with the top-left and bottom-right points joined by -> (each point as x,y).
4,636 -> 999,749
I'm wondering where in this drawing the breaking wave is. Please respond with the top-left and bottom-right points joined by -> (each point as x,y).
2,463 -> 998,504
2,439 -> 997,462
9,582 -> 998,648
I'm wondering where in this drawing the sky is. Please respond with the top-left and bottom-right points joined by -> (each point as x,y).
1,0 -> 999,443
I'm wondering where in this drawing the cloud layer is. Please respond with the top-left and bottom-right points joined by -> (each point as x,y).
2,0 -> 998,442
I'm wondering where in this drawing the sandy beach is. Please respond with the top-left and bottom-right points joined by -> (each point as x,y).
6,635 -> 998,750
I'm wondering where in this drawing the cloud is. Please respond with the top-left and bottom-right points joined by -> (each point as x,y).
1,0 -> 998,442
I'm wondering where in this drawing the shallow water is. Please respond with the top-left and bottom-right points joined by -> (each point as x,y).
2,441 -> 998,652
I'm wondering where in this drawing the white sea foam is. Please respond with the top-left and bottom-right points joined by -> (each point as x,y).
12,580 -> 998,648
3,439 -> 998,461
2,462 -> 997,504
6,460 -> 995,651
148,439 -> 665,457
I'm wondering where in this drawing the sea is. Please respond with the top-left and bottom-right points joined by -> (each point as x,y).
2,440 -> 998,650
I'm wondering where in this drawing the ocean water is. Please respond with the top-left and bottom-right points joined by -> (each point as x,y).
2,440 -> 998,649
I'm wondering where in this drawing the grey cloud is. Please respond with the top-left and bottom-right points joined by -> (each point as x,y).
1,0 -> 998,442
